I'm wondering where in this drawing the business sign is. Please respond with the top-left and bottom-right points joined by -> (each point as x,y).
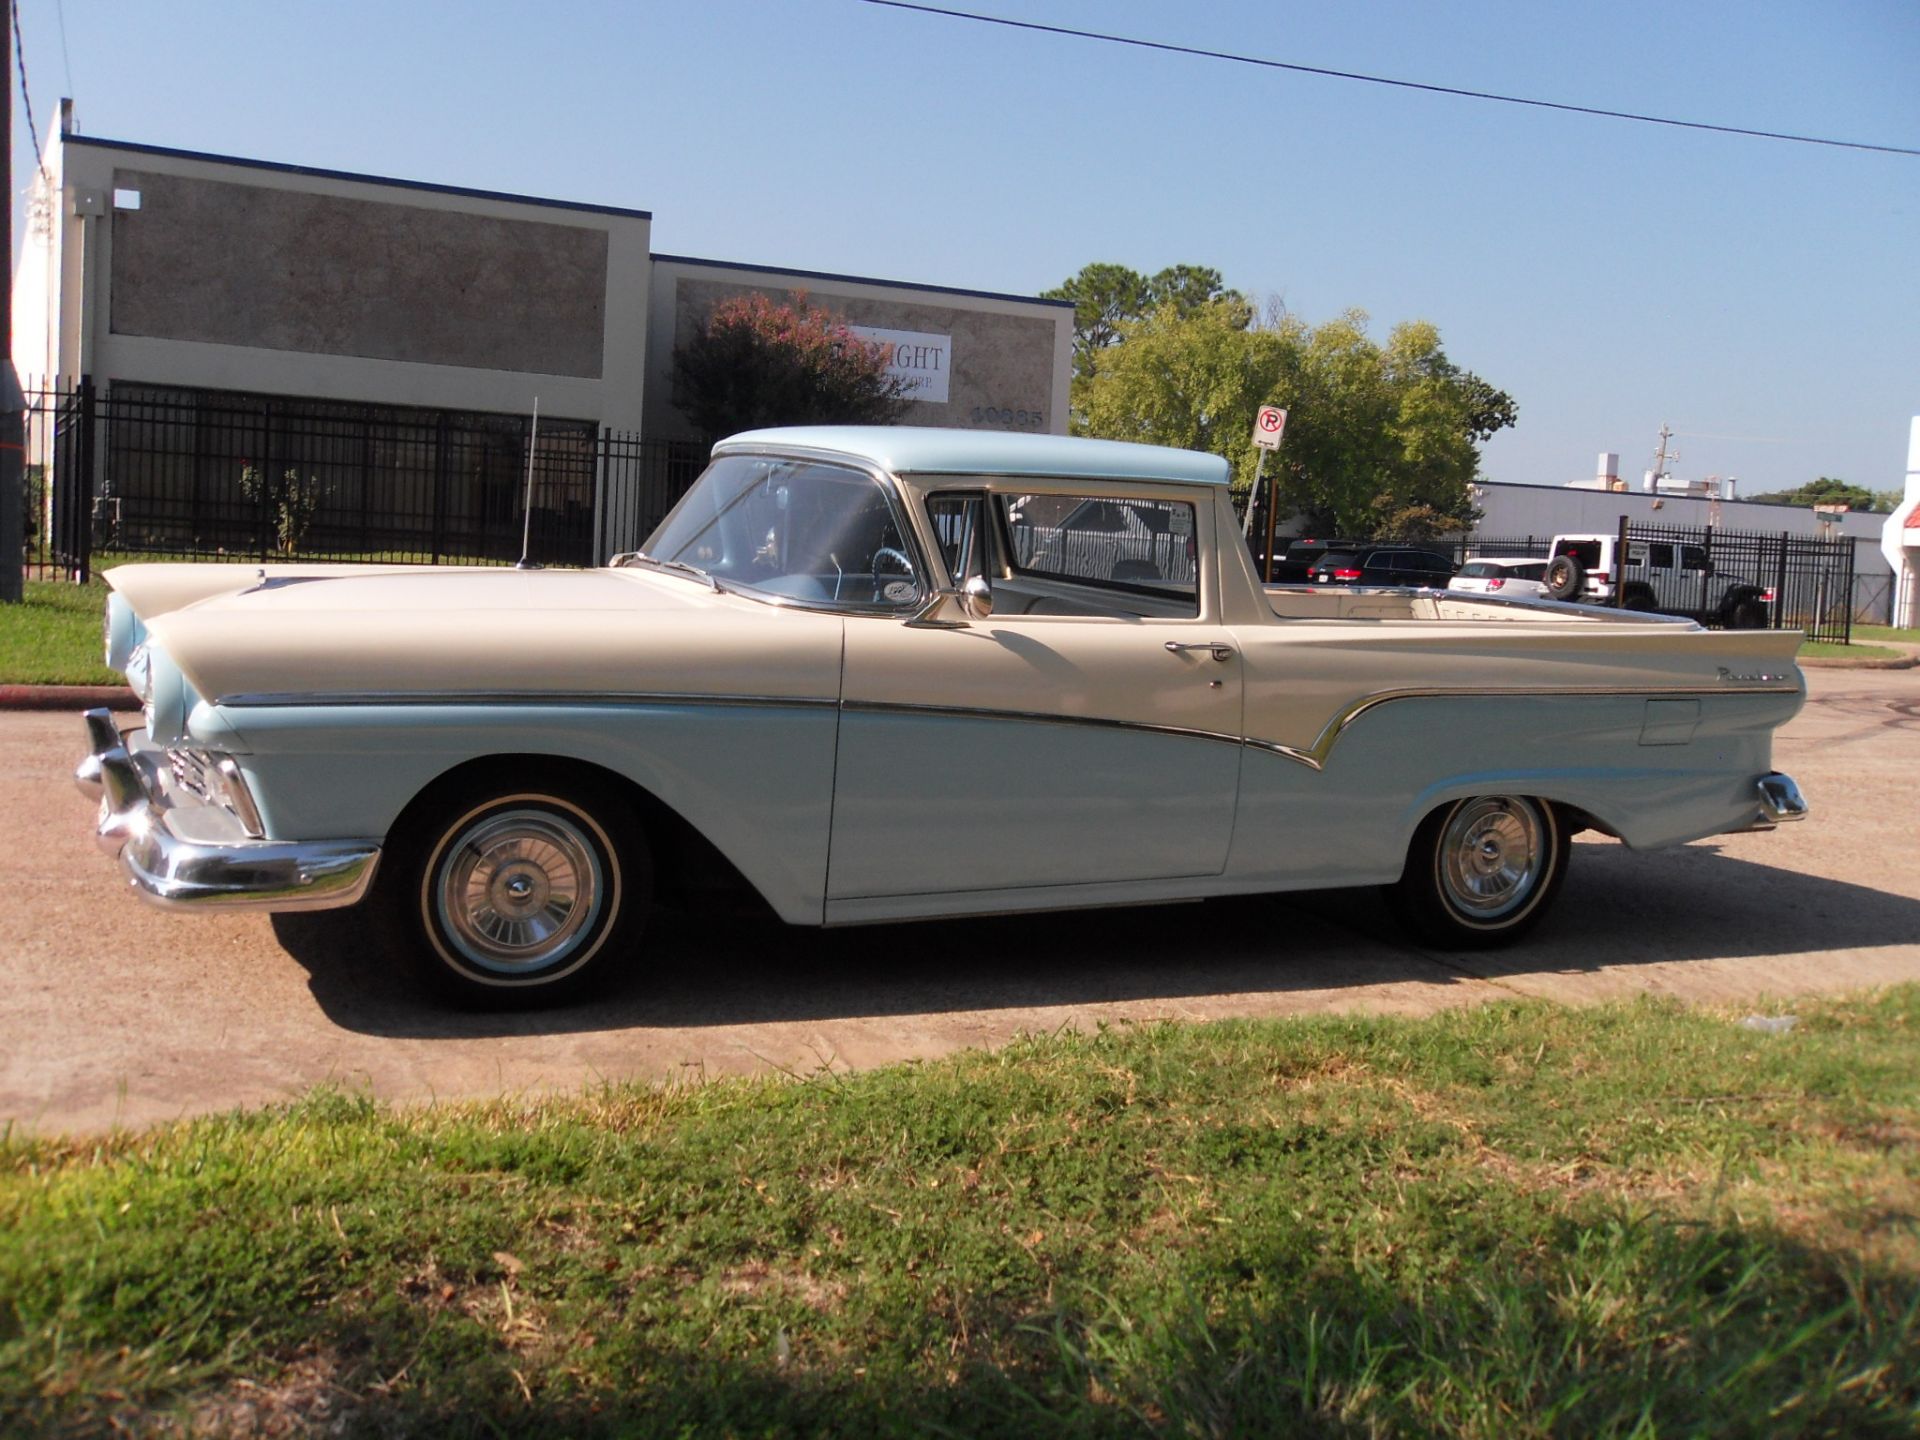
849,325 -> 951,404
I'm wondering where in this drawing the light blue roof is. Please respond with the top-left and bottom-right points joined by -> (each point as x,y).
714,426 -> 1230,486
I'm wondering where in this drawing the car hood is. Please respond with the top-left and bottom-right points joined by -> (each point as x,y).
130,564 -> 846,706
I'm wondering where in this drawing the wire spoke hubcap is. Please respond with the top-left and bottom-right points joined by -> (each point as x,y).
1438,798 -> 1545,921
436,808 -> 605,974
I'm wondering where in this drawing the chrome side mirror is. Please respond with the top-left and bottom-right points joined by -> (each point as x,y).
961,575 -> 993,620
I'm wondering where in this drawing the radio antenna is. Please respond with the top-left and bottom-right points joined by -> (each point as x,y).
515,398 -> 541,570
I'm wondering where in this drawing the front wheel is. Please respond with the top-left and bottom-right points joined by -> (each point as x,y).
380,776 -> 650,1006
1387,796 -> 1569,948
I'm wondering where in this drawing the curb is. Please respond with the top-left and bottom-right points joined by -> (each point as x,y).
0,685 -> 140,712
1797,654 -> 1917,670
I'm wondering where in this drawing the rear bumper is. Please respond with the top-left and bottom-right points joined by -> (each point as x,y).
1728,771 -> 1809,833
76,707 -> 380,912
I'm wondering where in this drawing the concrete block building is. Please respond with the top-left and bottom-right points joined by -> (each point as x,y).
12,114 -> 1072,564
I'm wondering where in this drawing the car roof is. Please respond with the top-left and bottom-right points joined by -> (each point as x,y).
712,426 -> 1231,486
1465,556 -> 1542,567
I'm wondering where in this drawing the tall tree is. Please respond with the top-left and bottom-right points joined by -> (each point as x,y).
1042,262 -> 1248,383
671,291 -> 913,444
1079,301 -> 1513,539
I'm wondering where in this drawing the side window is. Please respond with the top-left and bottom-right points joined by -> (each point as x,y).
1000,493 -> 1199,611
1680,545 -> 1709,573
1646,542 -> 1675,569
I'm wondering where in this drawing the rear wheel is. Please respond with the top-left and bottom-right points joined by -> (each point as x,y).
1727,598 -> 1768,629
1387,796 -> 1569,948
379,773 -> 650,1006
1622,585 -> 1657,612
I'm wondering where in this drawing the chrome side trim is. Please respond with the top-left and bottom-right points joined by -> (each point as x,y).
843,699 -> 1236,748
851,681 -> 1801,771
208,683 -> 1798,771
215,689 -> 841,710
1243,682 -> 1802,771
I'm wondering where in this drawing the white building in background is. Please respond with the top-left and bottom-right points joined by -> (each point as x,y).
1880,418 -> 1920,629
1473,452 -> 1895,623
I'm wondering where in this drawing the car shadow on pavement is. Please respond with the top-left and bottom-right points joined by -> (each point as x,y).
271,838 -> 1920,1041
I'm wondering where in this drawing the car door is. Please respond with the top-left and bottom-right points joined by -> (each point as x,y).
829,485 -> 1244,902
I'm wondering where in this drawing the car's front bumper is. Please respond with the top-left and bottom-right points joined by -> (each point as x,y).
76,708 -> 380,912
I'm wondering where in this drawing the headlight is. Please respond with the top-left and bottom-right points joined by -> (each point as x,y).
126,641 -> 154,703
104,592 -> 145,671
140,647 -> 202,745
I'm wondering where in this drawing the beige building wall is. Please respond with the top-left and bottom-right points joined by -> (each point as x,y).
40,134 -> 653,430
644,256 -> 1074,444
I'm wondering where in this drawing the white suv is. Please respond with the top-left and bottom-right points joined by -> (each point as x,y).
1543,533 -> 1773,628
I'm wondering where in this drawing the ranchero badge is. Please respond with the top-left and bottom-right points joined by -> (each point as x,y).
1718,666 -> 1789,683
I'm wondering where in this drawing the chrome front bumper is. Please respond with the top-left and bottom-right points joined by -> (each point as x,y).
76,708 -> 380,912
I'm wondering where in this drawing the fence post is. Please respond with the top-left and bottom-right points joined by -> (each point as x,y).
1774,533 -> 1789,632
1613,514 -> 1629,608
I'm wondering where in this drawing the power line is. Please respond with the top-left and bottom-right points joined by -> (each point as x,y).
857,0 -> 1920,159
10,0 -> 47,170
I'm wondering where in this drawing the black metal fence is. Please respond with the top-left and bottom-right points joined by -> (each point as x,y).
21,380 -> 705,581
1454,520 -> 1855,642
1246,520 -> 1857,642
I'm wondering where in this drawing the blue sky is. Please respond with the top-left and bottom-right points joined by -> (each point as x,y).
10,0 -> 1917,494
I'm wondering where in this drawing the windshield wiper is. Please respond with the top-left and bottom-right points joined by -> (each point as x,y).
616,551 -> 724,592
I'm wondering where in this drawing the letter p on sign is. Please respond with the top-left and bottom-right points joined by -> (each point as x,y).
1253,406 -> 1288,450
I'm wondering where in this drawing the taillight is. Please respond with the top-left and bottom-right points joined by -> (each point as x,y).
1760,589 -> 1775,604
1487,577 -> 1505,590
1592,570 -> 1610,583
1333,567 -> 1363,581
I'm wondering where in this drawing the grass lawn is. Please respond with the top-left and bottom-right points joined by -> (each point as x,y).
1799,638 -> 1904,661
4,991 -> 1916,1437
0,580 -> 120,685
1852,624 -> 1920,646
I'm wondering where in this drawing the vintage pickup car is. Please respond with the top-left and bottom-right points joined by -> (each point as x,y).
77,427 -> 1808,1004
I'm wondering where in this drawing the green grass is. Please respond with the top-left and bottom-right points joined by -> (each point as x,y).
1798,638 -> 1904,661
4,991 -> 1917,1437
0,581 -> 120,685
1852,624 -> 1920,645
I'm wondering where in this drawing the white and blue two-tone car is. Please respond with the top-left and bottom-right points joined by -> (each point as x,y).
78,428 -> 1808,1004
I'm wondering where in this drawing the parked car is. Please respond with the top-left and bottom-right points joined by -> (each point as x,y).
1249,538 -> 1360,584
1309,547 -> 1457,587
79,427 -> 1807,1006
1545,532 -> 1773,627
1450,557 -> 1551,598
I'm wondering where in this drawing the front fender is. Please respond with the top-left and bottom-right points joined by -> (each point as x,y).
202,700 -> 840,925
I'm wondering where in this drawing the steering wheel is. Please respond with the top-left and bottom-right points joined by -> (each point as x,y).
872,546 -> 913,577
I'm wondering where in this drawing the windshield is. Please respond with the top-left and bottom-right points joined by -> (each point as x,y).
639,455 -> 923,608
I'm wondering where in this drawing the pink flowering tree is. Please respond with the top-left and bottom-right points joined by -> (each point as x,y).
671,290 -> 913,443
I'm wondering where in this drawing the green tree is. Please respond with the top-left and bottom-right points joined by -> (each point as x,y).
1744,477 -> 1881,511
1080,302 -> 1511,539
1042,262 -> 1248,385
671,291 -> 913,444
1079,299 -> 1293,498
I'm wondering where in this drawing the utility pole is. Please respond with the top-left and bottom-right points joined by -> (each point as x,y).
0,33 -> 24,605
1648,424 -> 1674,491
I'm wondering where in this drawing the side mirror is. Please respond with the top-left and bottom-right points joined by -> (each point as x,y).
961,575 -> 993,620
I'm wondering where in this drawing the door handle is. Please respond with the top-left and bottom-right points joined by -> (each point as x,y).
1164,641 -> 1234,662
